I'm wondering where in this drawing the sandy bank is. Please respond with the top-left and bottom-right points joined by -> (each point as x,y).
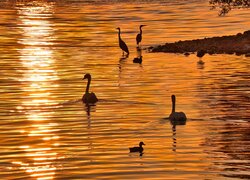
148,30 -> 250,56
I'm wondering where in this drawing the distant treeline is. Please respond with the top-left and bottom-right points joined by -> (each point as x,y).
209,0 -> 250,15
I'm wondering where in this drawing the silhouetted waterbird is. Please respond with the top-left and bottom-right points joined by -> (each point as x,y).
197,50 -> 206,58
136,25 -> 146,47
129,142 -> 145,153
82,73 -> 98,104
197,50 -> 206,65
133,56 -> 142,64
169,95 -> 187,122
116,27 -> 129,56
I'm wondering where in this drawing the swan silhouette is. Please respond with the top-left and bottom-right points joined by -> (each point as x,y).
116,27 -> 129,56
129,142 -> 145,153
82,73 -> 98,104
169,95 -> 187,121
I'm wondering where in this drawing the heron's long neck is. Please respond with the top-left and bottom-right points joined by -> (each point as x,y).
171,98 -> 176,113
86,77 -> 91,93
118,30 -> 121,40
140,27 -> 142,35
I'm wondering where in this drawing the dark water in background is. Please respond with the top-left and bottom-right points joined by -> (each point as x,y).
0,0 -> 249,179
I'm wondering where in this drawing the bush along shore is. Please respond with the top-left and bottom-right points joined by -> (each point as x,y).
148,30 -> 250,56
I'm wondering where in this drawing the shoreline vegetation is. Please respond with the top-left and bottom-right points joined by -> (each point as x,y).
148,30 -> 250,56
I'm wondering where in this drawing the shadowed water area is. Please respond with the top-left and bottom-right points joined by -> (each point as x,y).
0,0 -> 249,179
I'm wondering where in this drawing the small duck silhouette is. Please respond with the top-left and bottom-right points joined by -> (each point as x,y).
129,142 -> 145,153
82,73 -> 98,104
197,50 -> 206,65
133,56 -> 143,64
197,49 -> 206,58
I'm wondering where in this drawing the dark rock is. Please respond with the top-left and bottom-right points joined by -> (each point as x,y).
243,30 -> 250,36
235,51 -> 243,56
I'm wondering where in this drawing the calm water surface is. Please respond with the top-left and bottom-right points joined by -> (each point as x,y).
0,0 -> 249,179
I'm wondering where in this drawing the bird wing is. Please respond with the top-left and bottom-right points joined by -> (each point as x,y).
136,33 -> 141,45
120,40 -> 129,54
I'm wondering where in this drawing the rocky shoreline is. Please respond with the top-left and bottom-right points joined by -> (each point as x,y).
148,30 -> 250,56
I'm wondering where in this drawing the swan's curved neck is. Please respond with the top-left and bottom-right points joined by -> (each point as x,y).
85,77 -> 91,93
171,97 -> 176,113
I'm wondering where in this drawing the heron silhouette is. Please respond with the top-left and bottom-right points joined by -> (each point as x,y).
116,27 -> 129,56
136,25 -> 146,48
82,73 -> 98,104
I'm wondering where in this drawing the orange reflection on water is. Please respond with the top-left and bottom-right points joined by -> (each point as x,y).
12,2 -> 61,180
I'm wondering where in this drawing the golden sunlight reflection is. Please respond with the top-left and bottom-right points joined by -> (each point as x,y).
13,3 -> 61,180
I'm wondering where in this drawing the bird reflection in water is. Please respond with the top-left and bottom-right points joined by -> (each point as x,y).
171,119 -> 186,152
197,63 -> 205,69
83,103 -> 98,156
119,54 -> 129,61
84,104 -> 96,129
118,53 -> 129,87
133,47 -> 143,64
85,104 -> 91,120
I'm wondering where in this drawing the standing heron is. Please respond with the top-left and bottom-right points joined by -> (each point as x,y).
136,25 -> 146,48
116,27 -> 129,56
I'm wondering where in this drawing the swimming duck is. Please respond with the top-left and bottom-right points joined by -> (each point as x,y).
197,50 -> 206,65
197,49 -> 206,58
82,73 -> 98,104
129,141 -> 145,153
133,56 -> 143,64
169,95 -> 187,121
